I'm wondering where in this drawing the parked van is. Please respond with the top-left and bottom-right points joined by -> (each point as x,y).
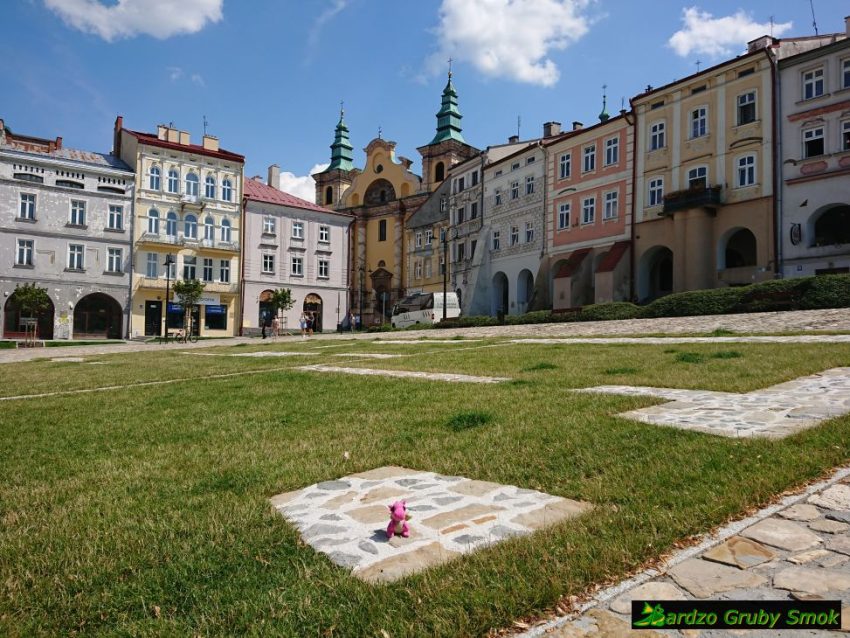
390,292 -> 460,328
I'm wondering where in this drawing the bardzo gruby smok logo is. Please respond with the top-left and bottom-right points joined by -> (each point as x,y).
631,600 -> 841,630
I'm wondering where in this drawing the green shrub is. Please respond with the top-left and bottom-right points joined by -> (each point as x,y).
505,310 -> 552,325
799,274 -> 850,309
578,302 -> 641,322
435,315 -> 499,329
734,278 -> 808,313
366,324 -> 395,333
640,287 -> 745,318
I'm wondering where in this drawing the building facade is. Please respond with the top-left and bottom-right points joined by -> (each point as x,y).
242,168 -> 351,333
1,119 -> 134,340
114,118 -> 244,338
404,178 -> 452,296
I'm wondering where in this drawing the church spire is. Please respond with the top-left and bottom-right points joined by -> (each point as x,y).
429,63 -> 465,145
327,103 -> 354,171
598,85 -> 610,123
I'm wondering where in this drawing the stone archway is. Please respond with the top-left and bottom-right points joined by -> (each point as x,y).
258,289 -> 275,329
638,246 -> 673,302
516,269 -> 534,314
3,290 -> 54,339
73,293 -> 122,339
492,272 -> 509,317
719,227 -> 757,269
303,293 -> 323,332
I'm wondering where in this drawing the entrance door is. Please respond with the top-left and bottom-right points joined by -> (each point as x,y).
144,301 -> 162,336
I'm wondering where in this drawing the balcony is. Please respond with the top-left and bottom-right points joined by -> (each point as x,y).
137,231 -> 239,252
662,185 -> 722,215
136,277 -> 237,294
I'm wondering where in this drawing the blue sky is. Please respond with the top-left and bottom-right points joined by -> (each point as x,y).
2,0 -> 848,200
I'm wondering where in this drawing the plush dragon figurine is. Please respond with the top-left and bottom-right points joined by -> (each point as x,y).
386,500 -> 412,538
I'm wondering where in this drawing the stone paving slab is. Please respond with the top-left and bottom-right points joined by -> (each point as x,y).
269,466 -> 592,583
512,335 -> 850,345
295,364 -> 511,384
577,367 -> 850,439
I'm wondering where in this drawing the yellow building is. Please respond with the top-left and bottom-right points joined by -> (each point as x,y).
632,46 -> 776,300
114,118 -> 244,337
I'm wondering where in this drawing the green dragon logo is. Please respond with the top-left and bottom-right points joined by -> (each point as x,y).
634,602 -> 666,628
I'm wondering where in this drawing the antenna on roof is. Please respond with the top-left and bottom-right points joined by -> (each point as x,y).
769,15 -> 774,37
203,115 -> 208,136
517,115 -> 521,138
695,59 -> 702,73
809,0 -> 819,35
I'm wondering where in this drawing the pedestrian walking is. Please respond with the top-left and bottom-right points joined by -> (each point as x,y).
299,312 -> 308,339
271,316 -> 280,339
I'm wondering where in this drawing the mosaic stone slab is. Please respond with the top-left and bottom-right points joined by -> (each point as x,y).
269,466 -> 591,583
231,351 -> 317,358
296,364 -> 510,384
578,367 -> 850,438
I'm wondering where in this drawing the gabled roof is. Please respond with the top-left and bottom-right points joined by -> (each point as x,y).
125,129 -> 245,163
554,248 -> 591,278
595,241 -> 631,273
243,177 -> 352,216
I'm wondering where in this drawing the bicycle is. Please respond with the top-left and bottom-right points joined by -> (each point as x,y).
174,328 -> 198,344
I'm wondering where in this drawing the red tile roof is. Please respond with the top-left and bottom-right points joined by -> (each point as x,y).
554,248 -> 591,278
126,129 -> 245,163
243,177 -> 351,216
595,240 -> 631,273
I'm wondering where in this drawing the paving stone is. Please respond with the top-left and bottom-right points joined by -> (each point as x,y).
489,525 -> 523,539
826,511 -> 850,524
323,491 -> 357,508
347,466 -> 418,480
826,536 -> 850,556
313,538 -> 351,550
702,536 -> 776,569
358,540 -> 378,555
269,489 -> 302,508
320,514 -> 343,521
668,559 -> 767,598
433,496 -> 463,506
297,364 -> 511,384
810,519 -> 850,534
787,549 -> 832,565
354,542 -> 460,583
347,504 -> 393,525
440,523 -> 468,535
778,504 -> 821,522
358,486 -> 412,504
453,534 -> 484,545
773,566 -> 850,595
809,484 -> 850,510
448,479 -> 503,497
395,478 -> 421,487
328,551 -> 362,569
472,514 -> 498,525
421,504 -> 504,529
510,498 -> 592,530
609,581 -> 687,614
406,504 -> 436,512
301,523 -> 348,540
740,518 -> 822,552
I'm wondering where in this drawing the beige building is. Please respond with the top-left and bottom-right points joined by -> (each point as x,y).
114,118 -> 244,337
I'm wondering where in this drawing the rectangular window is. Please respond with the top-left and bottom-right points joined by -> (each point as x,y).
457,176 -> 465,192
16,239 -> 33,266
525,175 -> 535,195
439,196 -> 447,212
650,121 -> 665,151
146,252 -> 158,278
425,259 -> 432,278
737,155 -> 756,187
649,178 -> 664,207
803,68 -> 825,100
425,229 -> 433,245
220,260 -> 230,283
844,59 -> 850,90
108,205 -> 123,230
415,232 -> 422,248
318,259 -> 329,278
68,244 -> 84,270
511,181 -> 519,199
263,217 -> 276,234
525,221 -> 534,243
319,225 -> 330,243
107,248 -> 123,273
415,261 -> 422,279
70,200 -> 86,226
204,305 -> 228,331
378,219 -> 387,241
471,170 -> 479,185
582,197 -> 595,224
559,153 -> 571,179
492,230 -> 500,250
605,137 -> 619,166
604,191 -> 618,219
583,145 -> 596,172
166,259 -> 176,280
843,120 -> 850,152
456,242 -> 465,262
511,162 -> 520,171
456,206 -> 465,224
494,189 -> 502,205
19,194 -> 36,220
291,256 -> 303,276
804,127 -> 824,158
202,258 -> 214,282
292,221 -> 304,239
558,203 -> 571,229
690,107 -> 707,138
182,256 -> 196,280
470,202 -> 478,219
262,254 -> 275,274
494,170 -> 502,177
737,92 -> 756,125
510,226 -> 519,246
688,166 -> 708,189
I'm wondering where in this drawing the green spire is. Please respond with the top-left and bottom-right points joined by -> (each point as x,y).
599,85 -> 610,123
327,104 -> 354,172
429,67 -> 465,145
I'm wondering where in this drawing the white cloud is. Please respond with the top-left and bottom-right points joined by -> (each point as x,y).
307,0 -> 349,51
191,73 -> 206,87
43,0 -> 223,42
428,0 -> 591,87
167,66 -> 184,81
668,7 -> 792,58
277,163 -> 330,202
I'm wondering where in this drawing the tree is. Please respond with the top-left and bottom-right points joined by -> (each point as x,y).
13,283 -> 51,317
172,279 -> 206,334
268,288 -> 295,316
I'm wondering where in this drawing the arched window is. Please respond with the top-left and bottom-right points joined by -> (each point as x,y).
220,218 -> 232,242
149,166 -> 161,190
435,161 -> 445,182
204,216 -> 215,240
184,214 -> 198,238
167,169 -> 179,193
166,211 -> 178,237
185,172 -> 199,196
325,186 -> 333,205
205,175 -> 216,199
147,208 -> 160,234
222,178 -> 233,202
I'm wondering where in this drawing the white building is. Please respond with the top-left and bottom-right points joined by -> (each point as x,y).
242,167 -> 351,333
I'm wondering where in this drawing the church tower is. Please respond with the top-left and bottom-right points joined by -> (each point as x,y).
313,106 -> 358,207
417,68 -> 479,193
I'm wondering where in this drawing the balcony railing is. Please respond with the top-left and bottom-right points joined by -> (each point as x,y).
136,277 -> 237,294
662,185 -> 722,215
138,230 -> 239,252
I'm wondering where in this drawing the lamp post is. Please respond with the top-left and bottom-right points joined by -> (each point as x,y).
358,266 -> 365,331
163,253 -> 175,341
442,226 -> 458,320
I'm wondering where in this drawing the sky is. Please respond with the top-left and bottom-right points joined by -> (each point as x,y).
2,0 -> 848,202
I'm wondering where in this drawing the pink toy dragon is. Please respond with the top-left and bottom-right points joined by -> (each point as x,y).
386,500 -> 411,538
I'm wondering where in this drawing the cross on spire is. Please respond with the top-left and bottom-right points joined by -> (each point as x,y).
339,100 -> 344,118
377,125 -> 382,140
448,57 -> 453,79
695,59 -> 702,73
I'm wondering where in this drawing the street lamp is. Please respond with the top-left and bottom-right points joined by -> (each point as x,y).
358,266 -> 365,331
442,226 -> 458,320
163,253 -> 175,341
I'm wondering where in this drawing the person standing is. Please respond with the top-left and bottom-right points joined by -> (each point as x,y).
299,312 -> 307,339
271,315 -> 280,340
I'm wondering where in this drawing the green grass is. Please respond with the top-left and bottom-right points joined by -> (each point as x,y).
1,339 -> 850,637
675,352 -> 706,364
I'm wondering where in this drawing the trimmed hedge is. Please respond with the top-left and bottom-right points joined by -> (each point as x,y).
579,302 -> 641,322
639,287 -> 745,318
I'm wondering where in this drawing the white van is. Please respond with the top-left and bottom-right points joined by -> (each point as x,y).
391,292 -> 460,328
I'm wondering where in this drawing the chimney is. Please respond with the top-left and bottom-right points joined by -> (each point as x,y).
747,35 -> 776,53
845,15 -> 850,36
202,134 -> 219,152
572,121 -> 583,131
268,164 -> 280,189
113,116 -> 124,156
508,135 -> 520,143
543,121 -> 562,138
157,124 -> 168,140
178,131 -> 190,145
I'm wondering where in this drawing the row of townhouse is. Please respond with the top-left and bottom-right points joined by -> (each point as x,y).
1,118 -> 350,340
403,17 -> 850,317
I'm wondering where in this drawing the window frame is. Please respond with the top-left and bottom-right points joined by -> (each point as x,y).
603,190 -> 619,220
220,218 -> 232,242
842,120 -> 850,152
650,121 -> 666,151
558,202 -> 571,229
510,225 -> 519,246
582,197 -> 595,225
203,216 -> 215,241
604,136 -> 619,166
292,221 -> 304,239
69,199 -> 87,226
221,178 -> 233,202
648,177 -> 664,207
736,154 -> 756,187
145,252 -> 158,278
107,204 -> 123,231
107,247 -> 123,274
583,144 -> 596,172
185,172 -> 199,197
204,175 -> 216,199
184,214 -> 198,239
318,225 -> 330,243
510,181 -> 519,199
690,106 -> 708,139
525,175 -> 535,195
803,67 -> 825,100
148,166 -> 161,190
318,259 -> 330,279
182,256 -> 197,280
262,216 -> 276,235
16,238 -> 34,266
525,221 -> 534,243
559,152 -> 571,179
492,230 -> 500,250
202,257 -> 214,282
737,91 -> 756,126
166,211 -> 178,237
219,259 -> 230,283
687,166 -> 708,189
67,243 -> 84,271
262,253 -> 275,274
291,255 -> 303,276
19,193 -> 36,220
803,126 -> 825,158
167,169 -> 179,194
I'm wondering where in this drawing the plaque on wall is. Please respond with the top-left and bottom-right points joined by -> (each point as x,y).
790,223 -> 802,246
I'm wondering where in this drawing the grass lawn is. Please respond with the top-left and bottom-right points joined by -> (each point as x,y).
2,338 -> 850,636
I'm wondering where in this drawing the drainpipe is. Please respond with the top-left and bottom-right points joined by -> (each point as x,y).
125,180 -> 136,339
238,194 -> 246,335
771,51 -> 783,279
627,104 -> 638,302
